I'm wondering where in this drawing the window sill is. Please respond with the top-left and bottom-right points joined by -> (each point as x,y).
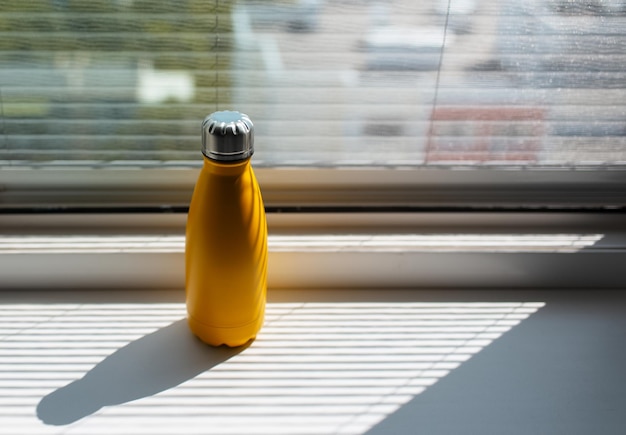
2,288 -> 625,434
1,211 -> 625,290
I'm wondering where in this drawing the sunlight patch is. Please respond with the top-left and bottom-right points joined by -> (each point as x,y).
0,301 -> 544,434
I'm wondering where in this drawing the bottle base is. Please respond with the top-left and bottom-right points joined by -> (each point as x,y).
187,314 -> 263,348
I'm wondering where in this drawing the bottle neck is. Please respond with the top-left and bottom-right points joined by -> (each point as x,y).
202,156 -> 251,176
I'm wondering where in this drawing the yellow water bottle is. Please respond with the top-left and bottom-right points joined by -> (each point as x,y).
185,111 -> 267,347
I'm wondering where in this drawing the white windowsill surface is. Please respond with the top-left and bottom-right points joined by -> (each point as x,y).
1,211 -> 625,433
1,288 -> 625,435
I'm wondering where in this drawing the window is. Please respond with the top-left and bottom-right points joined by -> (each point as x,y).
1,0 -> 625,209
1,0 -> 625,291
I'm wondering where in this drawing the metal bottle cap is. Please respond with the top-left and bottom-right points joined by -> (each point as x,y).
201,111 -> 254,162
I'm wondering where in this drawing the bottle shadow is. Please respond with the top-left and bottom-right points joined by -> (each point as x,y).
37,318 -> 249,426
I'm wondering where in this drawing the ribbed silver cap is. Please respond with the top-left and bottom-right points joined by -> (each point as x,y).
201,111 -> 254,161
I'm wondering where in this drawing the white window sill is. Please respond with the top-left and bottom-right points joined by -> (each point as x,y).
1,210 -> 624,433
1,211 -> 624,290
1,288 -> 625,434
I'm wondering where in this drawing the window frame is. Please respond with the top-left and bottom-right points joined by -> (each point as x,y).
1,166 -> 625,291
2,165 -> 625,211
2,0 -> 626,292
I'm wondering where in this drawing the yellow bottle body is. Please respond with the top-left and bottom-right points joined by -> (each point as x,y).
185,157 -> 267,347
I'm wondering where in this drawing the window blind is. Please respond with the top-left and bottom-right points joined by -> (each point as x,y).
1,0 -> 625,167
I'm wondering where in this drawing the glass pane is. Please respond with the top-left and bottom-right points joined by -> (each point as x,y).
1,0 -> 625,167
